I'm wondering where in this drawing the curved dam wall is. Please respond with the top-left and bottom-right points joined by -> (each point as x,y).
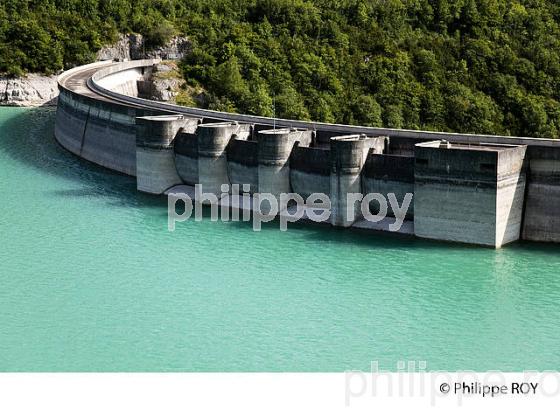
56,90 -> 137,175
53,60 -> 560,247
54,60 -> 168,176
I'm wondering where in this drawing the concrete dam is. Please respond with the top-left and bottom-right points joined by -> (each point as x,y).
54,59 -> 560,248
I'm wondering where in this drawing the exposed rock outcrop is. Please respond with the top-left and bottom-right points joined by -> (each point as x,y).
96,34 -> 132,61
0,74 -> 59,107
0,34 -> 191,107
137,61 -> 208,107
97,34 -> 190,62
136,36 -> 191,60
138,62 -> 186,103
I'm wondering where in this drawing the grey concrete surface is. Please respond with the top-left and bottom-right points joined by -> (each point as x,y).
414,141 -> 527,248
53,60 -> 560,245
330,135 -> 385,227
136,115 -> 199,194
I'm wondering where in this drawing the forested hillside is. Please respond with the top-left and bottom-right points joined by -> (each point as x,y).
2,1 -> 560,138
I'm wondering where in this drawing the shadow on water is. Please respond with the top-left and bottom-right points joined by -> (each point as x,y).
2,107 -> 557,254
0,107 -> 167,211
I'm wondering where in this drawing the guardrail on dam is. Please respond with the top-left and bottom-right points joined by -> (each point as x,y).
54,59 -> 560,248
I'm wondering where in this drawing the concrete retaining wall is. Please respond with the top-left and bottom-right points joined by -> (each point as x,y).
174,132 -> 200,186
522,147 -> 560,242
290,146 -> 330,198
363,154 -> 415,218
227,139 -> 259,192
55,60 -> 174,176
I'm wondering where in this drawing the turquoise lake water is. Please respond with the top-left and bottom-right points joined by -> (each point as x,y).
0,107 -> 559,371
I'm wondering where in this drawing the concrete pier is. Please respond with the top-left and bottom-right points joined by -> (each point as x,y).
197,122 -> 251,196
362,153 -> 415,219
329,135 -> 385,227
135,115 -> 199,194
257,128 -> 312,211
414,141 -> 527,248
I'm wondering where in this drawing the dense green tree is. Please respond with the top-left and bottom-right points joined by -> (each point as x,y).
3,0 -> 560,138
353,95 -> 383,127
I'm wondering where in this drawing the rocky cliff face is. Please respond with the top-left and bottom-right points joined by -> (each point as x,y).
0,73 -> 59,107
96,34 -> 190,62
0,34 -> 190,107
138,62 -> 185,103
95,34 -> 133,61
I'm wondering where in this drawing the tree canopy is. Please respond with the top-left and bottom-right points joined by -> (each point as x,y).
2,0 -> 560,138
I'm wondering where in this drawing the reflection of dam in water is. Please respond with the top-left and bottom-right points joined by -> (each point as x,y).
54,59 -> 560,248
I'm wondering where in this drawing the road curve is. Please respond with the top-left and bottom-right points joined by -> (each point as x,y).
58,59 -> 560,147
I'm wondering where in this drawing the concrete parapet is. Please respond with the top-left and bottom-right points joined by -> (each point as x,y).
136,115 -> 198,194
85,61 -> 560,153
315,130 -> 350,147
90,59 -> 159,97
414,140 -> 527,248
329,135 -> 385,227
257,128 -> 313,211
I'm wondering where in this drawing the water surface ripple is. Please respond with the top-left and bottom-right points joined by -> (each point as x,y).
0,107 -> 559,371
